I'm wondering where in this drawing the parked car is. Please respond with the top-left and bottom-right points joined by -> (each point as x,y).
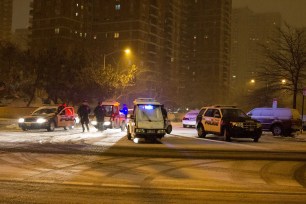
247,107 -> 302,136
182,109 -> 200,128
196,105 -> 262,142
18,106 -> 77,132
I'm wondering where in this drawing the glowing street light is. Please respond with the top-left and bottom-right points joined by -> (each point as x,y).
281,79 -> 286,84
103,48 -> 131,69
250,79 -> 255,84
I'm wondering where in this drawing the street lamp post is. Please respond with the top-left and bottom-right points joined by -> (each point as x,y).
103,49 -> 130,69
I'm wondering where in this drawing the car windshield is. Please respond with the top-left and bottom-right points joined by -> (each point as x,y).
221,109 -> 248,118
102,105 -> 113,117
137,105 -> 163,122
32,107 -> 57,115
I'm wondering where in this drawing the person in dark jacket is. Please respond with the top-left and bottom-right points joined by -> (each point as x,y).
161,105 -> 168,127
94,101 -> 105,131
77,100 -> 91,132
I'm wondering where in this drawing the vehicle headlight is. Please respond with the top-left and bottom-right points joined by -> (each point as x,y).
91,121 -> 97,125
232,122 -> 244,128
157,130 -> 165,134
136,128 -> 145,133
104,121 -> 111,126
18,118 -> 25,123
37,118 -> 47,123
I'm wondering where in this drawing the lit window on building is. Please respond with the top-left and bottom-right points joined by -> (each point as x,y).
193,35 -> 196,39
81,5 -> 84,9
204,35 -> 208,39
80,33 -> 82,37
94,35 -> 97,40
76,12 -> 78,16
84,33 -> 87,38
75,30 -> 78,34
115,4 -> 121,10
76,3 -> 78,7
114,32 -> 119,38
55,28 -> 60,34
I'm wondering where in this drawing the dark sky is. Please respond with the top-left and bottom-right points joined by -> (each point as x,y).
11,0 -> 306,31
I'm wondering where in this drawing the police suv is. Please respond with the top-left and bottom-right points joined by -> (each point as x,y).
196,105 -> 262,142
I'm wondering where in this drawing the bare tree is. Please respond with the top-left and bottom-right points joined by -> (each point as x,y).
258,24 -> 306,108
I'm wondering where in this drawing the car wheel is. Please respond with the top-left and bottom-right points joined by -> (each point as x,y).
253,137 -> 259,142
197,125 -> 206,138
64,126 -> 67,130
223,128 -> 231,142
21,127 -> 27,131
183,124 -> 187,128
47,121 -> 55,132
272,125 -> 282,136
166,125 -> 172,134
127,126 -> 131,140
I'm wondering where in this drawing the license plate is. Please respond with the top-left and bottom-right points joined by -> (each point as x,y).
147,130 -> 155,133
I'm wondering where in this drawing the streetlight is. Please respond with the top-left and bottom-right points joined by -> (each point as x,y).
103,48 -> 131,69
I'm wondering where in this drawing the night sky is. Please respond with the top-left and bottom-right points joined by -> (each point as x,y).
12,0 -> 306,31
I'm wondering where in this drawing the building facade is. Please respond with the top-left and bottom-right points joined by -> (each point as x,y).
29,0 -> 231,108
183,0 -> 232,107
0,0 -> 13,41
231,7 -> 282,101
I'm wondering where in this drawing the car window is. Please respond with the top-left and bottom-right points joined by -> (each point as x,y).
221,108 -> 247,118
213,109 -> 221,118
32,108 -> 57,115
198,108 -> 206,116
204,109 -> 214,117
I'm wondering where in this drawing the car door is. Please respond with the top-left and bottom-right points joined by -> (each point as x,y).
210,109 -> 222,133
203,108 -> 214,132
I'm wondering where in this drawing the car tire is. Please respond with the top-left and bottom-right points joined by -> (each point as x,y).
127,126 -> 131,140
21,127 -> 27,131
223,128 -> 231,142
47,121 -> 55,132
197,125 -> 206,138
166,125 -> 172,134
253,137 -> 259,142
272,125 -> 282,136
183,124 -> 187,128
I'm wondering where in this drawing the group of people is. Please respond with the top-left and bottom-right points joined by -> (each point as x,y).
76,100 -> 106,132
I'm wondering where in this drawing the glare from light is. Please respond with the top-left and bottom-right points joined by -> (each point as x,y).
144,105 -> 153,110
281,79 -> 286,84
18,118 -> 24,123
250,79 -> 255,83
37,118 -> 47,123
124,49 -> 131,54
133,138 -> 140,143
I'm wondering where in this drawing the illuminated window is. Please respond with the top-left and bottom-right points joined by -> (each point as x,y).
81,5 -> 84,9
115,4 -> 121,10
75,12 -> 79,16
76,3 -> 78,7
93,35 -> 97,40
114,32 -> 119,38
80,33 -> 82,37
54,28 -> 60,34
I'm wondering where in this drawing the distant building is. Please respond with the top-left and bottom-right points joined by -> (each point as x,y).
183,0 -> 232,107
29,0 -> 231,107
231,7 -> 282,98
0,0 -> 13,41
